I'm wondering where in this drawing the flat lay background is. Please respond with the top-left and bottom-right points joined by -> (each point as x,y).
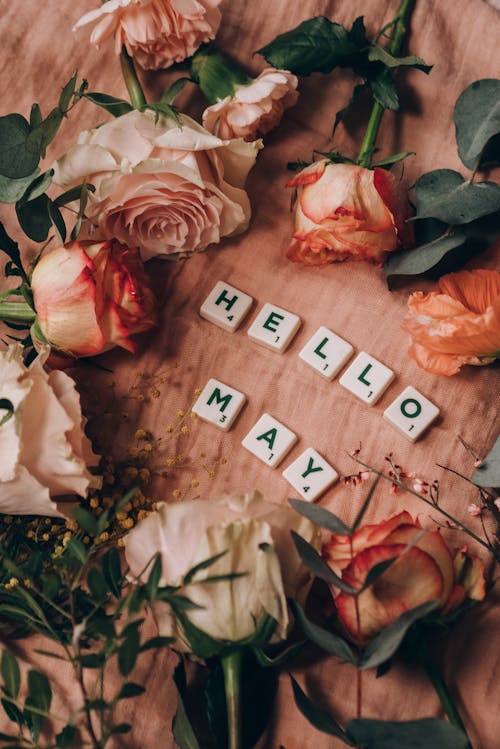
1,0 -> 499,746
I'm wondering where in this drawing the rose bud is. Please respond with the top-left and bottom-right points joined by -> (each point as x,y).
323,511 -> 486,645
31,240 -> 156,360
286,161 -> 414,266
0,344 -> 100,516
202,68 -> 299,142
124,490 -> 320,651
404,268 -> 500,375
74,0 -> 222,70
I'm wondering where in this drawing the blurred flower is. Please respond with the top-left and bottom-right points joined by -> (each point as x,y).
286,161 -> 413,266
74,0 -> 222,70
202,68 -> 298,141
124,490 -> 320,650
0,344 -> 100,517
53,110 -> 260,261
31,240 -> 156,360
323,511 -> 485,645
404,269 -> 500,375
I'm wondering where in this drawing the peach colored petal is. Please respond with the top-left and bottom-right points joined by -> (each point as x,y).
438,269 -> 500,314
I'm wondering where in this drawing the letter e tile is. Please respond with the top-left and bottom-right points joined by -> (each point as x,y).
282,447 -> 339,501
247,303 -> 301,353
199,281 -> 253,332
242,413 -> 297,468
299,326 -> 354,380
339,352 -> 395,405
192,378 -> 246,431
383,386 -> 440,442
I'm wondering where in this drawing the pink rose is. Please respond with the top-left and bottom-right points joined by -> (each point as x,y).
202,68 -> 299,141
287,161 -> 413,266
31,240 -> 156,360
53,110 -> 261,261
0,344 -> 100,517
74,0 -> 222,70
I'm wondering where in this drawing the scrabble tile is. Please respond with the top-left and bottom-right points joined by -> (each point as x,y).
242,413 -> 297,468
339,352 -> 395,405
299,326 -> 354,380
247,303 -> 301,353
192,378 -> 246,431
383,386 -> 440,442
199,281 -> 253,333
282,448 -> 339,501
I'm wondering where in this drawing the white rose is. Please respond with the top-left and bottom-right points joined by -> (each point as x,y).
0,344 -> 100,516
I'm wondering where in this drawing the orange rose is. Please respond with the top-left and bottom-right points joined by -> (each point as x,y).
286,161 -> 413,266
74,0 -> 221,70
404,269 -> 500,376
322,511 -> 485,645
31,240 -> 156,360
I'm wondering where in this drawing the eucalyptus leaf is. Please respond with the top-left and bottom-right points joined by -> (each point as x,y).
384,229 -> 467,283
183,550 -> 228,585
0,223 -> 23,271
291,676 -> 354,743
54,182 -> 95,206
102,548 -> 122,598
367,45 -> 431,73
414,169 -> 500,224
118,627 -> 140,676
172,688 -> 200,749
118,682 -> 146,699
29,104 -> 42,130
347,717 -> 470,748
289,498 -> 351,535
15,194 -> 51,242
0,114 -> 39,179
291,531 -> 356,594
454,79 -> 500,169
84,92 -> 134,118
27,108 -> 63,159
87,568 -> 108,604
18,170 -> 53,204
1,650 -> 21,699
361,558 -> 397,590
351,477 -> 379,532
291,601 -> 358,664
473,434 -> 500,488
360,600 -> 440,669
146,554 -> 162,600
0,169 -> 40,204
48,201 -> 66,244
26,670 -> 52,713
59,72 -> 78,112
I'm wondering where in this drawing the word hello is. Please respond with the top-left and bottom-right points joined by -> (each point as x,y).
194,281 -> 441,501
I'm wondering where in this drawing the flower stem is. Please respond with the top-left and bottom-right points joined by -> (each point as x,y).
221,650 -> 243,749
0,299 -> 36,322
357,0 -> 416,167
419,636 -> 473,748
120,47 -> 147,110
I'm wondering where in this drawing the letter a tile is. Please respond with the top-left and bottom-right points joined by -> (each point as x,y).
299,326 -> 354,380
200,281 -> 253,332
282,447 -> 339,501
192,378 -> 246,431
242,413 -> 297,468
339,352 -> 395,405
383,386 -> 440,442
247,303 -> 301,353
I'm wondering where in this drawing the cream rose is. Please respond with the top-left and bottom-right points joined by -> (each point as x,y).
202,68 -> 299,141
74,0 -> 222,70
124,491 -> 320,650
0,344 -> 100,517
53,110 -> 261,261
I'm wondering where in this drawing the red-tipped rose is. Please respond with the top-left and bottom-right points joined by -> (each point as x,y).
287,161 -> 413,266
323,511 -> 485,645
31,240 -> 156,360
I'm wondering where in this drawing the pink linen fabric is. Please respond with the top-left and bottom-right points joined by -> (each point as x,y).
1,1 -> 499,747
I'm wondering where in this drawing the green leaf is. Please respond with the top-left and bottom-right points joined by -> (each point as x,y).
1,650 -> 21,699
351,477 -> 379,532
117,682 -> 146,699
252,640 -> 305,668
347,717 -> 470,748
102,547 -> 122,598
372,151 -> 415,168
291,676 -> 354,743
0,398 -> 14,428
59,72 -> 78,112
55,724 -> 77,748
160,77 -> 191,105
0,114 -> 39,179
0,222 -> 23,272
54,182 -> 95,206
110,723 -> 132,734
29,104 -> 42,130
87,568 -> 108,603
291,601 -> 358,664
146,554 -> 162,600
361,558 -> 398,590
18,170 -> 53,204
175,613 -> 224,659
473,434 -> 500,488
183,550 -> 228,585
172,687 -> 200,749
115,486 -> 137,513
190,48 -> 250,104
15,194 -> 51,242
1,697 -> 25,726
78,653 -> 104,668
65,538 -> 87,564
367,45 -> 431,73
48,201 -> 66,244
360,600 -> 440,669
73,507 -> 99,537
369,67 -> 399,110
414,169 -> 500,224
289,498 -> 351,535
0,169 -> 40,204
139,636 -> 175,652
454,79 -> 500,169
118,628 -> 140,676
27,108 -> 63,160
84,92 -> 134,118
291,531 -> 356,594
384,228 -> 467,282
258,16 -> 365,76
333,83 -> 367,134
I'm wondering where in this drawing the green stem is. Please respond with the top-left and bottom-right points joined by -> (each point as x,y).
221,650 -> 242,749
120,47 -> 147,110
357,0 -> 416,167
0,299 -> 36,322
419,636 -> 473,747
